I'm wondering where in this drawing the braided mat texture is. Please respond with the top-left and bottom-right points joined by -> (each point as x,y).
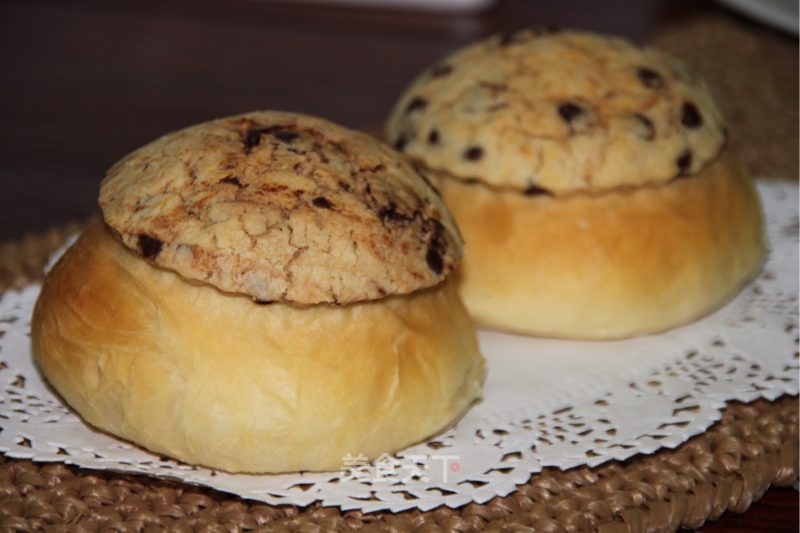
0,222 -> 798,532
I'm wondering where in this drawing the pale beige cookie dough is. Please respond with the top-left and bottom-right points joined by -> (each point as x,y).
386,29 -> 727,195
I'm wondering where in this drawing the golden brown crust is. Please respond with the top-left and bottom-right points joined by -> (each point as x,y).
386,30 -> 726,195
31,222 -> 485,473
100,111 -> 462,305
437,152 -> 765,339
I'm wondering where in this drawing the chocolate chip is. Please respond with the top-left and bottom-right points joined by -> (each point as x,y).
422,218 -> 448,275
271,129 -> 300,143
245,126 -> 299,151
464,146 -> 484,161
633,114 -> 655,141
681,102 -> 703,128
427,129 -> 440,145
254,299 -> 274,305
312,196 -> 333,209
394,135 -> 407,150
636,67 -> 664,89
426,247 -> 444,275
244,128 -> 262,150
137,234 -> 162,259
245,126 -> 297,151
378,202 -> 411,223
558,103 -> 585,124
219,175 -> 244,187
430,64 -> 453,77
524,183 -> 551,196
406,97 -> 428,113
676,150 -> 692,176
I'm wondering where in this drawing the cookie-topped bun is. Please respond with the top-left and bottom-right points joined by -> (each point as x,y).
32,111 -> 484,473
387,30 -> 765,339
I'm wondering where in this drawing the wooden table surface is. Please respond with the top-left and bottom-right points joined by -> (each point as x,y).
0,0 -> 797,530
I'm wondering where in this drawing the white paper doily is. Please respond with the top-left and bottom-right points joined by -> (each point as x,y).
0,181 -> 797,513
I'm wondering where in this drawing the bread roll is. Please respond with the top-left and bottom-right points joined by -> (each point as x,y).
434,154 -> 763,338
32,111 -> 485,473
386,30 -> 765,339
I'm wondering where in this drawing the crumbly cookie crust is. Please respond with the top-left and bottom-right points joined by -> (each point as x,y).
100,111 -> 462,304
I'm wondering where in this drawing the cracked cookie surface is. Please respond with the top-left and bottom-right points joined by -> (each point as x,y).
386,29 -> 727,195
100,111 -> 462,304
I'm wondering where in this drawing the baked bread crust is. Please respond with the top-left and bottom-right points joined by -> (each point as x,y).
386,30 -> 726,195
31,222 -> 485,473
437,152 -> 764,339
100,111 -> 461,305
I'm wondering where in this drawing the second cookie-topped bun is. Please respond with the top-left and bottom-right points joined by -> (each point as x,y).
387,29 -> 764,339
32,111 -> 485,473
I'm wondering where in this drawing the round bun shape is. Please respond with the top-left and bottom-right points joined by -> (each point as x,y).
32,222 -> 485,473
437,152 -> 764,339
386,29 -> 727,195
100,111 -> 462,305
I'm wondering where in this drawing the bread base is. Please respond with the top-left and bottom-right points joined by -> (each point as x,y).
31,222 -> 485,473
437,152 -> 765,339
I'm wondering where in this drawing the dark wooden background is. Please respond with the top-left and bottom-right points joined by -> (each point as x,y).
0,0 -> 797,530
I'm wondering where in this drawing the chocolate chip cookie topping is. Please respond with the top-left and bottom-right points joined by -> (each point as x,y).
100,111 -> 462,304
386,30 -> 727,195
